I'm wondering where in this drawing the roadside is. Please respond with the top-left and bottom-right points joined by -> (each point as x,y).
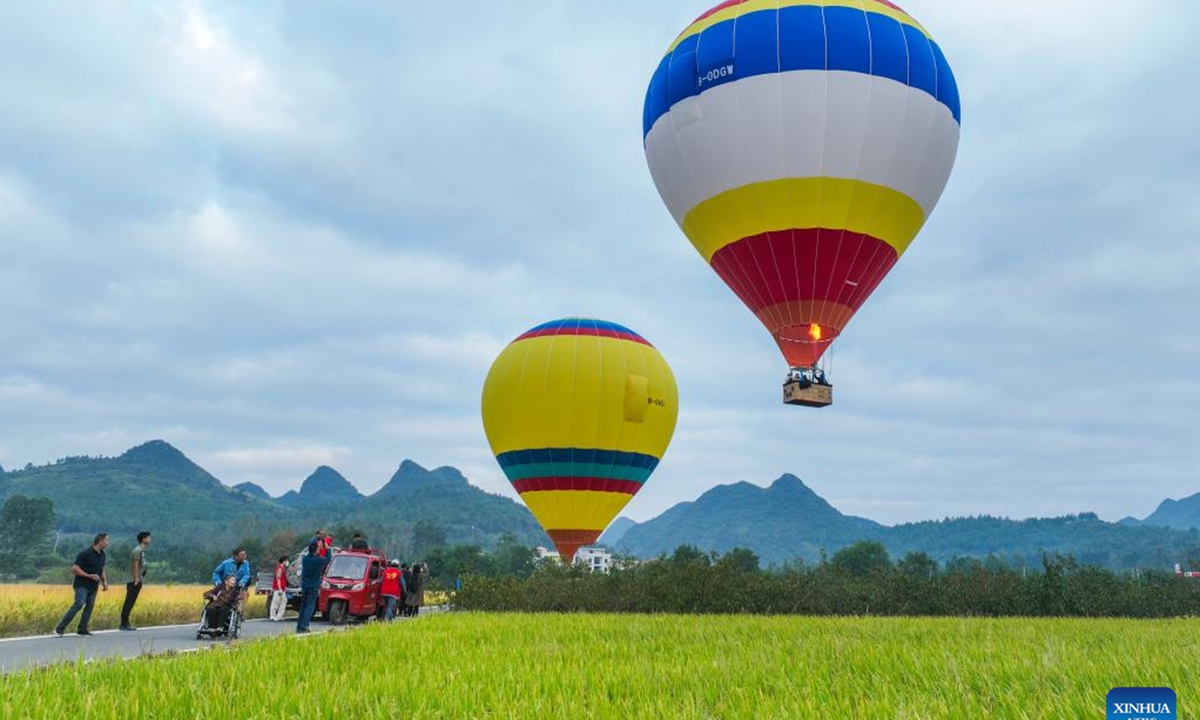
0,606 -> 447,674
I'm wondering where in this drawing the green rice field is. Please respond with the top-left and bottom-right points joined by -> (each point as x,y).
2,614 -> 1194,719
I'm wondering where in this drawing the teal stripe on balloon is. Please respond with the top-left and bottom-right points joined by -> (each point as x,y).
501,462 -> 653,483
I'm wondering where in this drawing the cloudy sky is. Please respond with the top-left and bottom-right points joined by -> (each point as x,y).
1,1 -> 1196,526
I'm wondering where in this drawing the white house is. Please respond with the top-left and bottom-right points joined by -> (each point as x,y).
574,547 -> 613,574
535,546 -> 613,573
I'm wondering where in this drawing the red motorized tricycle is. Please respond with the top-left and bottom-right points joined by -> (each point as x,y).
318,548 -> 389,624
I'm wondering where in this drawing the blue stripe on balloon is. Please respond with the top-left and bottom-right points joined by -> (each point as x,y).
867,13 -> 909,85
520,318 -> 644,338
496,448 -> 661,472
643,6 -> 961,137
903,24 -> 937,98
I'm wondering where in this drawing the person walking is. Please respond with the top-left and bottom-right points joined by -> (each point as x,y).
119,531 -> 152,631
404,562 -> 428,618
380,560 -> 403,621
296,541 -> 329,634
54,533 -> 109,637
269,555 -> 290,621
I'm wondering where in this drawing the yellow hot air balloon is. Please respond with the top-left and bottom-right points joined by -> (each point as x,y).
481,318 -> 678,562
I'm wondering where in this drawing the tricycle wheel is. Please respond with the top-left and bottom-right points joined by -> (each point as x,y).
328,599 -> 348,626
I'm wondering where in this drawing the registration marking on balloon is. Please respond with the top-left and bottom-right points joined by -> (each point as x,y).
481,319 -> 679,562
644,0 -> 960,377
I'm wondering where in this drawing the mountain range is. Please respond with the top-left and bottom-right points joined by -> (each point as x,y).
2,441 -> 1198,570
604,475 -> 1200,570
0,440 -> 546,551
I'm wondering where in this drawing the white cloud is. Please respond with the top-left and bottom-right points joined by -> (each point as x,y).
0,0 -> 1196,529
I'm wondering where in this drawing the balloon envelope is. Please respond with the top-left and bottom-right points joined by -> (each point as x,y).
481,319 -> 678,562
644,0 -> 961,367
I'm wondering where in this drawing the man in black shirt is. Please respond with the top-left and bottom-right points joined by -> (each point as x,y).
55,533 -> 110,637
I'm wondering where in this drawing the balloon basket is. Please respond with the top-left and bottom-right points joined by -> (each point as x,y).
783,379 -> 833,408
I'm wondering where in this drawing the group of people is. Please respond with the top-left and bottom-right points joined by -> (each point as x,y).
55,531 -> 152,637
289,530 -> 429,634
786,366 -> 830,386
53,528 -> 429,638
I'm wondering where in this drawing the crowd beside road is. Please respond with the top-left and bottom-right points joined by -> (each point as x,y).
51,529 -> 430,638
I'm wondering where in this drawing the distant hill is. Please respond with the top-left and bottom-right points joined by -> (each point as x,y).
599,517 -> 637,547
617,475 -> 881,565
232,482 -> 271,500
277,466 -> 363,508
0,441 -> 288,543
347,460 -> 548,547
881,513 -> 1199,570
615,475 -> 1200,570
1126,493 -> 1200,532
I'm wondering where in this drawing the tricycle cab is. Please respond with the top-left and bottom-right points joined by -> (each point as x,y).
318,548 -> 389,624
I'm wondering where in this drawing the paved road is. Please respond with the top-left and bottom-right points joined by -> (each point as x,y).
0,618 -> 345,674
0,606 -> 446,674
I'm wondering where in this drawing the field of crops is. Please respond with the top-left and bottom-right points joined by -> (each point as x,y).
0,584 -> 267,638
2,613 -> 1194,718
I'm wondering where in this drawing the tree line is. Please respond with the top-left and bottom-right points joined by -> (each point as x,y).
7,492 -> 1200,617
453,541 -> 1200,618
0,494 -> 537,586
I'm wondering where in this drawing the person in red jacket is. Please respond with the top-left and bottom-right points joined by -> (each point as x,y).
381,560 -> 404,621
269,555 -> 289,621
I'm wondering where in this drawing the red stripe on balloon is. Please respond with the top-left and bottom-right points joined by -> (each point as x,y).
515,328 -> 652,346
546,529 -> 604,563
708,229 -> 899,313
513,478 -> 642,495
693,0 -> 747,22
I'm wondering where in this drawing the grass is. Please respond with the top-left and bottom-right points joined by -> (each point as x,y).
0,584 -> 267,637
2,613 -> 1195,719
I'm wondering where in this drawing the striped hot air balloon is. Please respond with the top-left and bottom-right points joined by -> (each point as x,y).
481,319 -> 678,562
644,0 -> 960,399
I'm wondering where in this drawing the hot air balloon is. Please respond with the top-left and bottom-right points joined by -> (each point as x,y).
481,319 -> 678,562
644,0 -> 961,407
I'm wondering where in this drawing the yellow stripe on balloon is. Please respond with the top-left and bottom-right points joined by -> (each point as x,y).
667,0 -> 930,56
519,490 -> 637,531
481,336 -> 678,458
680,177 -> 927,264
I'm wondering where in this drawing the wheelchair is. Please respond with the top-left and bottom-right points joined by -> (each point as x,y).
196,596 -> 244,640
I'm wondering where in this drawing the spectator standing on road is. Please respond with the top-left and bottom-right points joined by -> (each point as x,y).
404,562 -> 428,618
269,555 -> 290,621
401,563 -> 413,606
119,531 -> 152,631
54,533 -> 109,637
296,541 -> 329,634
381,560 -> 403,621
